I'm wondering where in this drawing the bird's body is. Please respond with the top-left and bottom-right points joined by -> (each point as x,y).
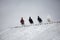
37,16 -> 42,23
29,17 -> 34,24
20,17 -> 24,25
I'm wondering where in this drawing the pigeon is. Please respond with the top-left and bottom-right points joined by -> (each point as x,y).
37,16 -> 42,23
29,17 -> 34,24
20,17 -> 24,25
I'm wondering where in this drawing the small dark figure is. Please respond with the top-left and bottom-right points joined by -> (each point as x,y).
29,17 -> 34,24
20,17 -> 24,25
37,16 -> 42,23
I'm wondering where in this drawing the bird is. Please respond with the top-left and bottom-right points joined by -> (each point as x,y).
37,16 -> 42,23
20,17 -> 24,25
29,17 -> 34,24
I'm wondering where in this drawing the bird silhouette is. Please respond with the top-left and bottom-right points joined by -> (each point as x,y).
20,17 -> 24,25
29,17 -> 34,24
37,16 -> 42,23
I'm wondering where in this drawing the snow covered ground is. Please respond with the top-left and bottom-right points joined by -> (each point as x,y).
0,0 -> 60,40
0,22 -> 60,40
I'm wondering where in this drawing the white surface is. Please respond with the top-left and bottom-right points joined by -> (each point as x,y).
0,23 -> 60,40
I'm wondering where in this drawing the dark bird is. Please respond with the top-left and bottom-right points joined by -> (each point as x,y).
37,16 -> 42,23
29,17 -> 34,24
20,17 -> 24,25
